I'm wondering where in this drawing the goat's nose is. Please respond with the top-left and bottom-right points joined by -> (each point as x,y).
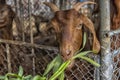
66,50 -> 71,56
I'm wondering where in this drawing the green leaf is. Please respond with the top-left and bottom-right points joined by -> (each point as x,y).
78,56 -> 100,67
0,76 -> 5,79
5,73 -> 21,79
79,32 -> 87,52
72,51 -> 93,59
18,66 -> 24,77
5,77 -> 8,80
49,60 -> 70,80
43,56 -> 57,76
53,55 -> 62,73
53,55 -> 64,80
9,78 -> 18,80
32,75 -> 46,80
24,75 -> 32,79
58,72 -> 64,80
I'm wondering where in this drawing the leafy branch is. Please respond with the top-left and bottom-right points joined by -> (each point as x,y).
0,32 -> 100,80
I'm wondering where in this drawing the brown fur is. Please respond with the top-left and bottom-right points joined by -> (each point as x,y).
0,1 -> 22,40
112,0 -> 120,30
111,0 -> 120,72
44,2 -> 100,69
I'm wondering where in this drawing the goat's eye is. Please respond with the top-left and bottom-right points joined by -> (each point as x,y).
76,24 -> 82,30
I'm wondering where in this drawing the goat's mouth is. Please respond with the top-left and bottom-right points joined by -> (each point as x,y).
60,49 -> 78,69
61,53 -> 75,70
0,19 -> 7,27
0,19 -> 5,23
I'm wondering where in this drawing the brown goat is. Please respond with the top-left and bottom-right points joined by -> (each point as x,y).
111,0 -> 120,73
44,1 -> 100,68
0,0 -> 22,40
112,0 -> 120,30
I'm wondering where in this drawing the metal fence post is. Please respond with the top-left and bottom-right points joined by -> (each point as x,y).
100,0 -> 113,80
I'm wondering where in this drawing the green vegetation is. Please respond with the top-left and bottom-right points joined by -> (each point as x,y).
0,32 -> 100,80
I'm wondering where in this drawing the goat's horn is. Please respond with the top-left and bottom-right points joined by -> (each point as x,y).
73,1 -> 96,11
44,2 -> 59,12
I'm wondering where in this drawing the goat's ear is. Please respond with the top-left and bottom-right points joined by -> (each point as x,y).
80,14 -> 100,53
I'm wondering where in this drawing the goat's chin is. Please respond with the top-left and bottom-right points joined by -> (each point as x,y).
66,60 -> 75,70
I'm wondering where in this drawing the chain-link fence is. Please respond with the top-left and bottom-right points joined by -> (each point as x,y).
0,0 -> 120,80
110,30 -> 120,80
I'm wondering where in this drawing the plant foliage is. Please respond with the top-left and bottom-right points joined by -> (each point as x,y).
0,32 -> 100,80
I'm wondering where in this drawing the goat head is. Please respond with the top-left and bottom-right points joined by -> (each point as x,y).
44,1 -> 100,69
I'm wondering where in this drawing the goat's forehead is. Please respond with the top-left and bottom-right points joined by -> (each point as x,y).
55,9 -> 78,17
53,9 -> 80,23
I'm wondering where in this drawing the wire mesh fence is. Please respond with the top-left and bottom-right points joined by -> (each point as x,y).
110,33 -> 120,80
0,0 -> 120,80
